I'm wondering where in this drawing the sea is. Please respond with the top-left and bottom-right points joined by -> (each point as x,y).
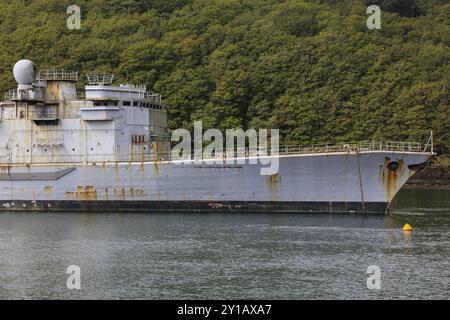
0,189 -> 448,299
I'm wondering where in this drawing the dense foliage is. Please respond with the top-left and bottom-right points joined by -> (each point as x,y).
0,0 -> 448,152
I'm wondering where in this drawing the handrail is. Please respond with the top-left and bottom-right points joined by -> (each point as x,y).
36,69 -> 78,82
0,139 -> 429,165
4,89 -> 17,100
169,140 -> 425,161
145,93 -> 162,104
85,73 -> 114,85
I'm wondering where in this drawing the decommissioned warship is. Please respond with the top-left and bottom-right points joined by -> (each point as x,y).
0,60 -> 433,213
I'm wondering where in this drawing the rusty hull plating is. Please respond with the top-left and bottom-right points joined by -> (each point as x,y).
0,151 -> 432,214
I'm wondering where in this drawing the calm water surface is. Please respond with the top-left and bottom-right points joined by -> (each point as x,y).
0,189 -> 448,299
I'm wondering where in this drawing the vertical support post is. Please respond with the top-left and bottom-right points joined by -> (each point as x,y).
30,124 -> 33,164
431,130 -> 433,154
356,150 -> 366,212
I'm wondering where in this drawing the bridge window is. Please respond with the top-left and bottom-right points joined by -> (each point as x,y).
123,101 -> 131,106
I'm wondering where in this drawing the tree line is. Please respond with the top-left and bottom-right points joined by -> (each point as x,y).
0,0 -> 448,153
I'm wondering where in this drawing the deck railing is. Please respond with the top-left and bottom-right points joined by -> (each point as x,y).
36,69 -> 78,82
167,140 -> 425,161
145,93 -> 162,105
0,139 -> 430,165
85,73 -> 114,86
4,89 -> 17,101
277,140 -> 423,155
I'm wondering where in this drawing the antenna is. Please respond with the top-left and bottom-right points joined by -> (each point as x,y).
423,130 -> 435,154
13,60 -> 36,85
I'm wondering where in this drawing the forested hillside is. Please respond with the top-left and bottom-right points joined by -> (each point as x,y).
0,0 -> 448,152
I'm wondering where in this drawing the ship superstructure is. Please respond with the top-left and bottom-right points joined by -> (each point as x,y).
0,60 -> 169,164
0,60 -> 433,213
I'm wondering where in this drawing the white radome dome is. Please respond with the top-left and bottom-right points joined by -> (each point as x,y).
13,59 -> 36,85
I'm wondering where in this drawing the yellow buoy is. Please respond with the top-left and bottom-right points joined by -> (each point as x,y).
402,223 -> 413,232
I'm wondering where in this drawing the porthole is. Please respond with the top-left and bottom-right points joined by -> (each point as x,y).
387,161 -> 400,171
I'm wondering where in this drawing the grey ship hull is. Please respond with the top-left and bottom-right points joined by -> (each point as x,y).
0,151 -> 430,214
